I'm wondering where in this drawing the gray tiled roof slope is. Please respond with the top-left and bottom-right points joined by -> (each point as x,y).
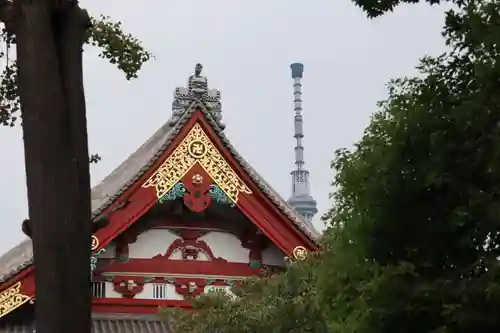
0,101 -> 320,284
0,313 -> 172,333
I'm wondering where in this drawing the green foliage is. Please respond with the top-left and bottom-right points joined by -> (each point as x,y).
351,0 -> 445,18
165,257 -> 328,333
165,2 -> 500,332
89,153 -> 101,164
319,1 -> 500,332
0,61 -> 18,126
86,15 -> 152,80
0,14 -> 151,127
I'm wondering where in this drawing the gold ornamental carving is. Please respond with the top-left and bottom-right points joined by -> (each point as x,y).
292,246 -> 308,261
91,235 -> 100,251
0,282 -> 31,318
142,123 -> 252,203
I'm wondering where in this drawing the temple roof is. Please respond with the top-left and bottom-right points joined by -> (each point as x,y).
0,313 -> 172,333
0,100 -> 320,284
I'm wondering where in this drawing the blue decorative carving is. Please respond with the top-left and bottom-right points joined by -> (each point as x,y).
209,184 -> 233,206
159,181 -> 233,206
160,182 -> 186,202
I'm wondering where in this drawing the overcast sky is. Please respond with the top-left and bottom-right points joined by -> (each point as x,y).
0,0 -> 450,254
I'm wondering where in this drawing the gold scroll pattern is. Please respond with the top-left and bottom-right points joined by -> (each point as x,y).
143,123 -> 252,203
0,282 -> 31,318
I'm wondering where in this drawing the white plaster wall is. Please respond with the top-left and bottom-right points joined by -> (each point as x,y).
140,283 -> 184,300
100,281 -> 239,300
99,243 -> 116,259
104,281 -> 122,298
128,229 -> 180,258
168,249 -> 183,260
198,231 -> 249,263
262,244 -> 285,266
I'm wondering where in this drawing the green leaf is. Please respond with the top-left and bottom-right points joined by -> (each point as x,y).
86,15 -> 152,80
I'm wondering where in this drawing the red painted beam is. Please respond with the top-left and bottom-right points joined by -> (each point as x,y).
98,259 -> 272,277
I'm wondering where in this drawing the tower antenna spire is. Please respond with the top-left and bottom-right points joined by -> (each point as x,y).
287,63 -> 317,222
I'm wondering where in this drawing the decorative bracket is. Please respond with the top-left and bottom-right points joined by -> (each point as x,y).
90,248 -> 106,277
113,279 -> 144,298
161,181 -> 233,207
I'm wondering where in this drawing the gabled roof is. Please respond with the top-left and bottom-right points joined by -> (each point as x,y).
0,313 -> 172,333
0,77 -> 320,285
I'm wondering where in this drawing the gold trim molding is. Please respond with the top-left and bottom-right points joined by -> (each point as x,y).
143,123 -> 251,203
0,282 -> 31,318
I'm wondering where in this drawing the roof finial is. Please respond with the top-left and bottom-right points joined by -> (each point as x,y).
195,63 -> 203,75
188,63 -> 208,96
169,65 -> 225,130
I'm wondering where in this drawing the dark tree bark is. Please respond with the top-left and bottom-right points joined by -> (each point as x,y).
14,0 -> 92,332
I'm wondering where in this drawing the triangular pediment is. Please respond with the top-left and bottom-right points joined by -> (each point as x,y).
142,122 -> 252,206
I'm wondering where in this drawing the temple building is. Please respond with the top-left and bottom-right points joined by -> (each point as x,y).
0,64 -> 320,332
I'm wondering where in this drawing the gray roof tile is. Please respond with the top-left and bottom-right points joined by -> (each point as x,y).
0,313 -> 172,333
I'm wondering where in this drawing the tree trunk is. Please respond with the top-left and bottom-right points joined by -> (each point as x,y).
15,0 -> 92,332
54,4 -> 93,332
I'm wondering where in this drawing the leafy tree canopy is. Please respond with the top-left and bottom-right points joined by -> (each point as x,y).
0,14 -> 151,126
169,1 -> 500,332
352,0 -> 444,18
319,0 -> 500,332
166,256 -> 329,333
